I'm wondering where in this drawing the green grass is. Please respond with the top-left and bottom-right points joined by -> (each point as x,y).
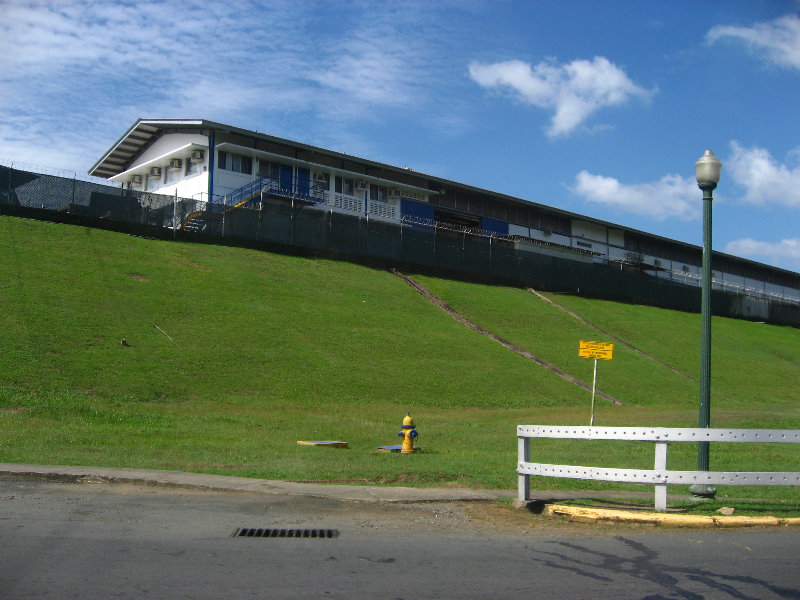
1,215 -> 799,509
0,218 -> 578,409
537,292 -> 800,410
411,275 -> 699,408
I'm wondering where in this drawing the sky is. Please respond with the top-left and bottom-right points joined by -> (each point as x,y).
1,0 -> 799,272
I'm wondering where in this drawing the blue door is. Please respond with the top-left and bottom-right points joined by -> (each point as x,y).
297,167 -> 310,199
279,164 -> 293,194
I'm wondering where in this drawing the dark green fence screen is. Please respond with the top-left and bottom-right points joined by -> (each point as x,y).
2,165 -> 797,326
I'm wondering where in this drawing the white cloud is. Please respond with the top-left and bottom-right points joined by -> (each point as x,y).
571,171 -> 699,220
305,21 -> 433,120
0,0 -> 460,170
570,141 -> 800,225
725,238 -> 800,270
727,141 -> 800,207
707,13 -> 800,70
468,56 -> 652,137
0,1 -> 309,114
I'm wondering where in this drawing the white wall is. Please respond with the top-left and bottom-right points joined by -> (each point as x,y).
608,228 -> 625,247
152,171 -> 208,200
608,246 -> 628,263
212,168 -> 255,197
572,219 -> 607,243
508,223 -> 529,237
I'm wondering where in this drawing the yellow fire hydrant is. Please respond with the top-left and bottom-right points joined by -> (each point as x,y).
398,412 -> 419,454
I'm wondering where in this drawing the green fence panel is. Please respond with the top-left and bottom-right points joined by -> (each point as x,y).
433,230 -> 468,273
462,235 -> 493,277
365,219 -> 402,260
488,240 -> 519,281
2,164 -> 797,326
293,207 -> 328,249
224,208 -> 260,241
399,226 -> 436,267
257,203 -> 293,244
327,211 -> 364,255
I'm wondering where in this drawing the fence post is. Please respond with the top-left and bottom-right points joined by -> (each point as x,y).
518,433 -> 530,502
654,440 -> 668,511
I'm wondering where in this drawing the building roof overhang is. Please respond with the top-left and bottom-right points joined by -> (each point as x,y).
88,119 -> 206,179
107,142 -> 205,182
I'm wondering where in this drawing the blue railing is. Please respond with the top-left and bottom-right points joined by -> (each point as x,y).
223,176 -> 326,208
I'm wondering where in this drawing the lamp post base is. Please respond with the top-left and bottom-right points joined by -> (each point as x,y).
689,484 -> 717,500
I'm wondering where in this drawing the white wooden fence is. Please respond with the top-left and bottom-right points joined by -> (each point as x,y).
517,426 -> 800,511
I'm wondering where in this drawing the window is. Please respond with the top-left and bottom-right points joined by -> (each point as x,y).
257,160 -> 281,180
335,176 -> 354,196
235,154 -> 252,175
313,172 -> 330,191
218,151 -> 252,175
370,185 -> 388,202
186,159 -> 200,176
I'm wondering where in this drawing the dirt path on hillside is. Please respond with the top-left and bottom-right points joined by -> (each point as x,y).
526,288 -> 694,381
391,270 -> 623,405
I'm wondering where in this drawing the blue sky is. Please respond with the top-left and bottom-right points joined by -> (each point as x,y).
2,0 -> 799,271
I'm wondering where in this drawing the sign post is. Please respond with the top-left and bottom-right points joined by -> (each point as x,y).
578,341 -> 614,425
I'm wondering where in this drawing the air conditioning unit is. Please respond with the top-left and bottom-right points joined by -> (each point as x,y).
356,181 -> 368,190
190,150 -> 204,163
130,175 -> 142,185
314,173 -> 327,182
150,167 -> 162,177
169,158 -> 182,170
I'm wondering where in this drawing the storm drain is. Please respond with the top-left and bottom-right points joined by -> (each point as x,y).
232,528 -> 339,538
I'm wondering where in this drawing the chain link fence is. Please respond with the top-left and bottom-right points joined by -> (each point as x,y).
0,164 -> 208,229
2,164 -> 798,326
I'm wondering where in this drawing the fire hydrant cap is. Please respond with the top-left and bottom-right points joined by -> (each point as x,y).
402,413 -> 415,428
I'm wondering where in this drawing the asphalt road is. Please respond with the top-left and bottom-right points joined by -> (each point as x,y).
1,475 -> 798,599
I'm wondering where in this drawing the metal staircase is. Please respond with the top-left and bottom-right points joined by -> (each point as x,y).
180,175 -> 326,231
225,174 -> 325,208
182,212 -> 208,232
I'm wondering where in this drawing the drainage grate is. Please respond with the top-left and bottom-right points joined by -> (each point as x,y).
232,528 -> 339,539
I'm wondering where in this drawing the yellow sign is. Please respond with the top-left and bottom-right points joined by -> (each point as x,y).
579,340 -> 614,360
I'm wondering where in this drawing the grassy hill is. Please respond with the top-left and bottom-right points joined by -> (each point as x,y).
1,215 -> 799,494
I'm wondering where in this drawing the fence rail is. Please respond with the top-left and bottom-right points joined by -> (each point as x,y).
517,425 -> 800,511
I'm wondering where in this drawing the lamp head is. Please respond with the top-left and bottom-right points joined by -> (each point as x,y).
695,149 -> 722,190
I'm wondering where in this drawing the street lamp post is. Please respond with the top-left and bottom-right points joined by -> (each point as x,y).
691,149 -> 722,499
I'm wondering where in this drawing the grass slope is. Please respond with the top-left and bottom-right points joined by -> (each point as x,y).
1,216 -> 799,498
